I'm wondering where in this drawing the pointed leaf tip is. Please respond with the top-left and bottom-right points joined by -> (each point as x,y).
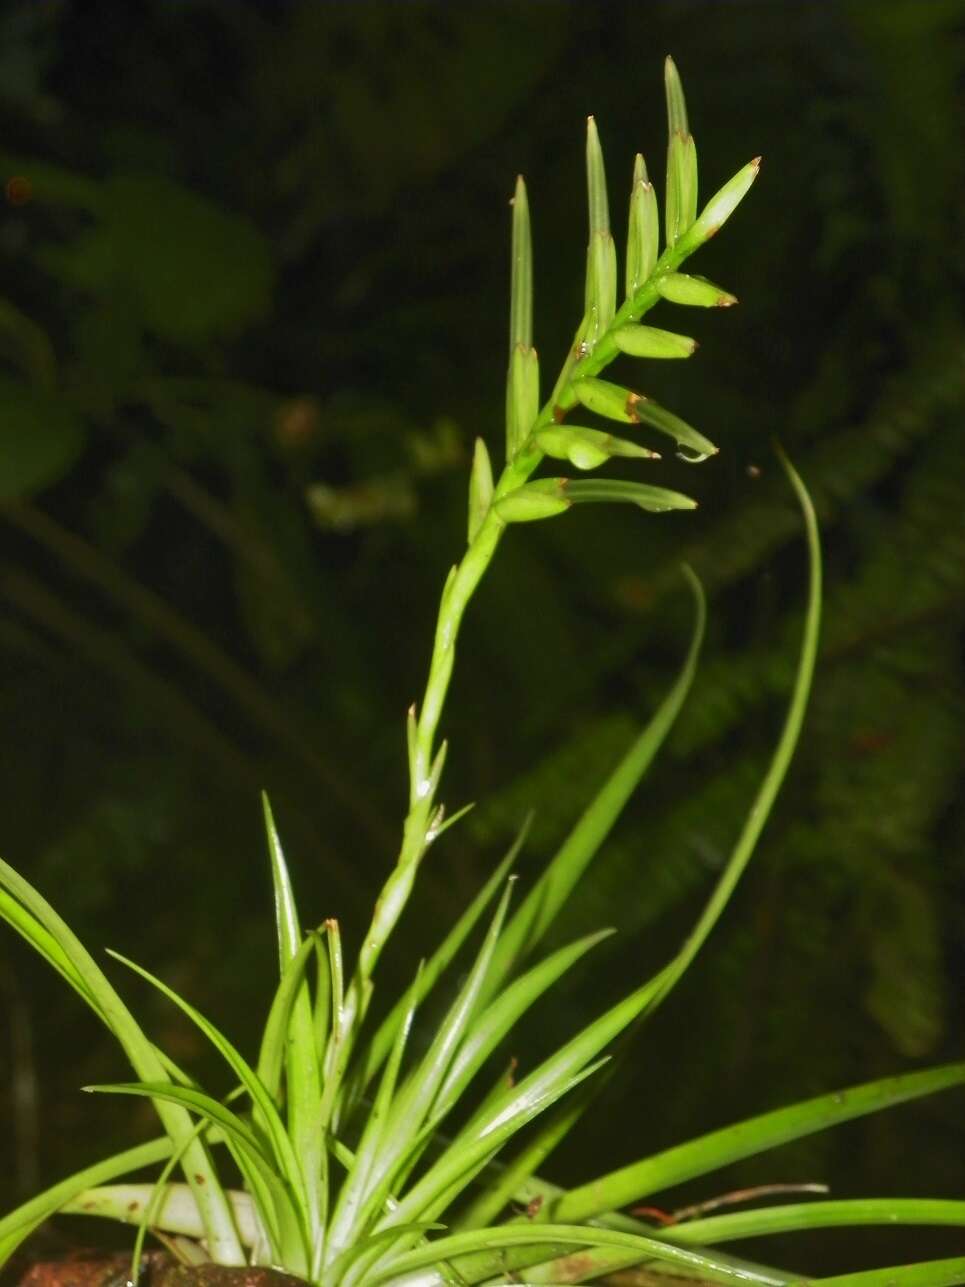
675,156 -> 761,255
584,117 -> 615,338
468,437 -> 494,542
656,272 -> 736,309
664,55 -> 689,139
626,163 -> 658,297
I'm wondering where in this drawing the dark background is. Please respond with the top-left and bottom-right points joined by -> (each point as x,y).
1,0 -> 964,1275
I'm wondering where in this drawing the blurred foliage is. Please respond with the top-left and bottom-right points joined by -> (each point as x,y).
1,0 -> 963,1273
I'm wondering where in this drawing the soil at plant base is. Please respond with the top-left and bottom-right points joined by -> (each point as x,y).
14,1254 -> 307,1287
8,1253 -> 726,1287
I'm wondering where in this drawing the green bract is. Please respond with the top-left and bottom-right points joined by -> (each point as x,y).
2,57 -> 963,1287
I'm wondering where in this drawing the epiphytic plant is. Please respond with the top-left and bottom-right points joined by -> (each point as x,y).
2,57 -> 964,1287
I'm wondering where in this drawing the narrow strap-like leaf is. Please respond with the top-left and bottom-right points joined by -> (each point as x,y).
368,1060 -> 610,1257
368,1219 -> 769,1287
547,1062 -> 965,1223
431,929 -> 615,1121
663,1197 -> 965,1245
790,1257 -> 965,1287
563,477 -> 698,511
0,859 -> 244,1265
0,1137 -> 173,1268
106,948 -> 310,1233
496,477 -> 697,521
349,881 -> 517,1238
484,568 -> 705,990
324,963 -> 424,1266
261,795 -> 323,1248
83,1081 -> 305,1271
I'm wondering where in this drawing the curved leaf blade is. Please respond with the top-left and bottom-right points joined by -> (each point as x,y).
483,567 -> 706,992
548,1063 -> 965,1223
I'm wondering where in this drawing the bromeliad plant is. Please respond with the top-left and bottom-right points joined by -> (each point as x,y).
2,58 -> 964,1287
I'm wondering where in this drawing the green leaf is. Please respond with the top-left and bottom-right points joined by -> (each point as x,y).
494,480 -> 572,523
0,1138 -> 173,1269
64,175 -> 273,343
584,117 -> 617,341
612,323 -> 697,359
607,448 -> 819,1028
468,436 -> 494,541
324,965 -> 424,1266
368,1221 -> 765,1287
346,880 -> 517,1235
347,820 -> 528,1104
506,449 -> 822,1238
369,1059 -> 610,1251
337,880 -> 522,1261
519,1240 -> 787,1287
564,477 -> 697,512
664,56 -> 698,247
676,156 -> 762,255
570,375 -> 642,423
506,175 -> 537,458
664,54 -> 690,142
0,858 -> 244,1265
656,271 -> 737,308
625,153 -> 658,299
484,567 -> 706,989
666,132 -> 698,249
0,884 -> 101,1017
255,932 -> 319,1105
0,298 -> 57,387
321,918 -> 353,1127
454,1073 -> 603,1236
516,1198 -> 965,1281
791,1258 -> 965,1287
546,1063 -> 965,1223
507,343 -> 540,460
261,796 -> 323,1243
534,425 -> 659,470
663,1198 -> 965,1246
313,934 -> 331,1078
0,377 -> 85,499
478,456 -> 824,1233
509,174 -> 533,352
105,949 -> 309,1226
324,1222 -> 445,1287
84,1081 -> 303,1271
569,378 -> 718,460
432,928 -> 616,1121
496,476 -> 696,520
630,396 -> 718,462
58,1183 -> 261,1250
